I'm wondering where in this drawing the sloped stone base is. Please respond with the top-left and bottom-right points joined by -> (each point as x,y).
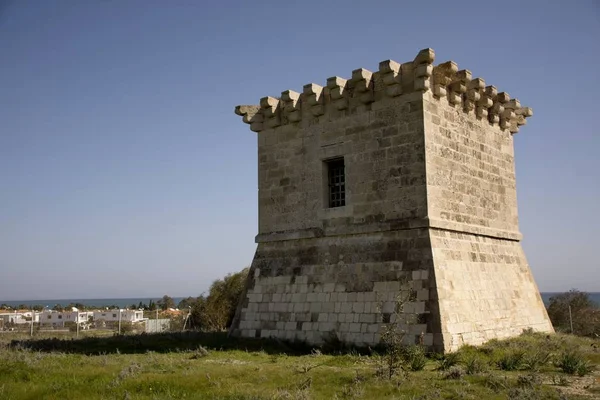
429,229 -> 553,352
229,228 -> 553,352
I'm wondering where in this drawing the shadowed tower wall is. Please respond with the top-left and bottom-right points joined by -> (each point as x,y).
231,48 -> 553,352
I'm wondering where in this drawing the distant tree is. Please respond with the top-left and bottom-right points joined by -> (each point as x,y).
547,289 -> 599,337
177,297 -> 196,310
148,300 -> 156,311
66,303 -> 85,310
0,304 -> 11,310
52,304 -> 64,311
138,301 -> 146,310
17,304 -> 28,310
32,305 -> 43,311
157,295 -> 175,311
191,268 -> 248,331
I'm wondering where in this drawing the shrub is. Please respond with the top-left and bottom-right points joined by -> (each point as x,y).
497,350 -> 525,371
376,279 -> 419,379
522,350 -> 552,371
483,373 -> 508,393
443,365 -> 464,380
190,345 -> 209,359
506,387 -> 545,400
436,352 -> 460,371
190,268 -> 249,331
403,345 -> 427,372
516,373 -> 542,389
555,350 -> 593,376
463,354 -> 489,375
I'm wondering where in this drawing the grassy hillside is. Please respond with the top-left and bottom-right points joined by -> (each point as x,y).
0,331 -> 598,399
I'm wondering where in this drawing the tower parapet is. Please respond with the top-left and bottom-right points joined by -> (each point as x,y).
236,48 -> 532,135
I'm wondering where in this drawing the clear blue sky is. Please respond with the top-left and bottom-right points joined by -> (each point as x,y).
1,0 -> 598,300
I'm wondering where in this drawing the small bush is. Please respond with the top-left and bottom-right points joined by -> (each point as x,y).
403,345 -> 427,372
516,373 -> 542,389
437,352 -> 460,371
523,350 -> 552,371
555,350 -> 593,375
506,387 -> 545,400
190,345 -> 209,359
497,350 -> 525,371
550,374 -> 570,386
463,354 -> 488,375
483,373 -> 508,393
443,365 -> 464,380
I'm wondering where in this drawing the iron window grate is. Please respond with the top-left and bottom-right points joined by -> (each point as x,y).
327,158 -> 345,208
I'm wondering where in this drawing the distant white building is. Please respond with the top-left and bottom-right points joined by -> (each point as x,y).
39,310 -> 94,327
0,311 -> 39,329
93,309 -> 145,323
1,308 -> 145,330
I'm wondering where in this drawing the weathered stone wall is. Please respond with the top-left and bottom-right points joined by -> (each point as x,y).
232,48 -> 553,352
231,229 -> 435,347
256,91 -> 428,242
423,90 -> 521,240
421,87 -> 552,351
429,229 -> 553,352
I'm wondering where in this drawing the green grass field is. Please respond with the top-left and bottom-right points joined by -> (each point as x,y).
1,331 -> 599,399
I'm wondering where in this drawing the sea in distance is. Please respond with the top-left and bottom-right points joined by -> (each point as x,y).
1,293 -> 599,309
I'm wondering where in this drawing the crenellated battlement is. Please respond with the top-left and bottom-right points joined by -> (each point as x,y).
235,48 -> 532,134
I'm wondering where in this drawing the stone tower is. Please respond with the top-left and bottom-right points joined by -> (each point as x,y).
230,48 -> 553,352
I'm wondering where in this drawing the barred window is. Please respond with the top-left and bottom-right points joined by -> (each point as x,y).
327,158 -> 345,208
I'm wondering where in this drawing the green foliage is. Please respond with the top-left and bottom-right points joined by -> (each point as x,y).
443,365 -> 465,380
482,373 -> 508,393
403,345 -> 427,371
516,372 -> 542,389
157,295 -> 175,311
496,349 -> 525,371
148,300 -> 157,311
191,268 -> 249,331
522,349 -> 551,372
546,289 -> 600,337
436,352 -> 461,371
189,345 -> 209,359
555,350 -> 594,376
462,353 -> 489,375
177,296 -> 196,310
0,330 -> 598,399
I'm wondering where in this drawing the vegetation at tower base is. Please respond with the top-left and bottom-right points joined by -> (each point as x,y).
2,329 -> 599,399
189,267 -> 249,331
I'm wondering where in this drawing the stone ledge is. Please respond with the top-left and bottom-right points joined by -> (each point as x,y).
255,217 -> 521,243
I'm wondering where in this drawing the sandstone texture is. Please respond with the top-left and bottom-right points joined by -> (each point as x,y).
231,48 -> 553,352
